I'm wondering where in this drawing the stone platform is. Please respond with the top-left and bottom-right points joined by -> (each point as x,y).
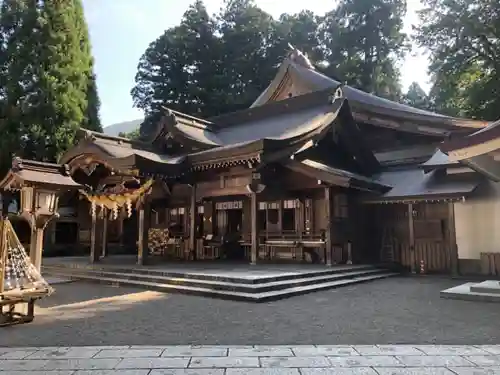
441,280 -> 500,302
2,345 -> 500,374
42,256 -> 397,302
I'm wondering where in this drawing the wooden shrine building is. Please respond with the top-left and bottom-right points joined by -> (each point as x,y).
44,47 -> 500,276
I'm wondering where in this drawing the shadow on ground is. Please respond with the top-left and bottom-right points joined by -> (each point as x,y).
2,277 -> 499,347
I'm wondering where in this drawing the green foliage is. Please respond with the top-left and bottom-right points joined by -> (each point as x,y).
403,82 -> 432,110
414,0 -> 500,120
132,0 -> 409,137
321,0 -> 409,100
0,0 -> 100,174
118,128 -> 140,140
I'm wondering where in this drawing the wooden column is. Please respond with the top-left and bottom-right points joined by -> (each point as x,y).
324,187 -> 333,266
250,191 -> 258,265
101,208 -> 108,258
137,204 -> 146,266
408,203 -> 416,273
0,219 -> 7,293
29,228 -> 44,271
448,202 -> 459,276
89,208 -> 100,263
189,184 -> 196,259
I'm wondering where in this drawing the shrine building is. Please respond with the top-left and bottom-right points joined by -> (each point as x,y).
38,48 -> 500,276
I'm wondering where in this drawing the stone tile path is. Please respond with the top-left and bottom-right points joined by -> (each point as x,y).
1,345 -> 500,374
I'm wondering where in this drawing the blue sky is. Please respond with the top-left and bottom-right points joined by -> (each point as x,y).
83,0 -> 429,127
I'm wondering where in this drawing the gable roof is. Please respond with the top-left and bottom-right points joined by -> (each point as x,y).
157,88 -> 380,174
252,50 -> 489,135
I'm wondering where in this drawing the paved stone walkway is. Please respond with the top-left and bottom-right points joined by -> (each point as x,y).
1,345 -> 500,374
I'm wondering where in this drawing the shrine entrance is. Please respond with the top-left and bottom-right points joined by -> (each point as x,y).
122,211 -> 138,254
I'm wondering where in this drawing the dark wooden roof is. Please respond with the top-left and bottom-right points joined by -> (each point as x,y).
285,159 -> 390,193
0,158 -> 81,190
364,168 -> 481,203
160,88 -> 344,147
60,129 -> 184,177
441,119 -> 500,156
157,89 -> 380,174
252,51 -> 489,134
420,150 -> 460,172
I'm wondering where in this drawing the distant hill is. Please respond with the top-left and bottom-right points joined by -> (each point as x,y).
103,119 -> 143,136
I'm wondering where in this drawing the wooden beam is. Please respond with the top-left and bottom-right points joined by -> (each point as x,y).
448,202 -> 459,276
408,203 -> 415,273
101,208 -> 108,258
324,187 -> 333,266
89,208 -> 100,263
0,220 -> 7,293
29,228 -> 44,272
463,154 -> 500,181
137,204 -> 146,266
189,184 -> 197,259
250,192 -> 258,265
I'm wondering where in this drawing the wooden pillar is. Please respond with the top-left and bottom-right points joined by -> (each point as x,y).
189,184 -> 196,258
0,219 -> 7,293
137,204 -> 146,266
89,208 -> 100,263
29,228 -> 44,272
324,187 -> 333,266
408,203 -> 416,273
250,192 -> 258,265
448,202 -> 459,276
101,208 -> 108,258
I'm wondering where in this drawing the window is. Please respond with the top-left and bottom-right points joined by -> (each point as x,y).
282,200 -> 297,231
169,207 -> 185,233
258,202 -> 279,232
334,194 -> 348,218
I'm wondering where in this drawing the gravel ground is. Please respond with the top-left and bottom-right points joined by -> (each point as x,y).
2,276 -> 500,347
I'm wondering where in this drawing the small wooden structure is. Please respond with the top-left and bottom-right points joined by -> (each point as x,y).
0,159 -> 81,326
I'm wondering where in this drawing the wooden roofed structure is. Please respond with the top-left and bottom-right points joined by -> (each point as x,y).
45,46 -> 500,276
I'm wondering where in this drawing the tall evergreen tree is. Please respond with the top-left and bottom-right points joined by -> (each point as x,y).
414,0 -> 500,120
0,0 -> 101,169
403,82 -> 432,110
132,0 -> 411,138
132,1 -> 223,137
0,0 -> 40,173
320,0 -> 409,100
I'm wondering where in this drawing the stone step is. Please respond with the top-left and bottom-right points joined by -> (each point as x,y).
469,280 -> 500,295
43,266 -> 388,294
441,282 -> 500,303
43,268 -> 398,302
42,263 -> 377,284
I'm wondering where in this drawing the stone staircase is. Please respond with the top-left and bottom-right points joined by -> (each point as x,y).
42,263 -> 398,302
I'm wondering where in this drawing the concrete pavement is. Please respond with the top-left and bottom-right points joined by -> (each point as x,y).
1,345 -> 500,374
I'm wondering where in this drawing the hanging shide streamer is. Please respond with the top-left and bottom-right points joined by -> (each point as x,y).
79,179 -> 154,220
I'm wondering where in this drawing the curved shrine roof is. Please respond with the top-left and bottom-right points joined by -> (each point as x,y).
251,52 -> 490,133
161,88 -> 346,149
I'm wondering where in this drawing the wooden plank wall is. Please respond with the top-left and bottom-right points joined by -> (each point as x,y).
379,203 -> 452,273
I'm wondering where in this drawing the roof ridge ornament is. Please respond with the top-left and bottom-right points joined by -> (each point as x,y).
329,84 -> 345,104
287,43 -> 315,70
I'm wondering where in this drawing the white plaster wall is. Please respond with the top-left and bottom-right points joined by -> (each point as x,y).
454,181 -> 500,259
